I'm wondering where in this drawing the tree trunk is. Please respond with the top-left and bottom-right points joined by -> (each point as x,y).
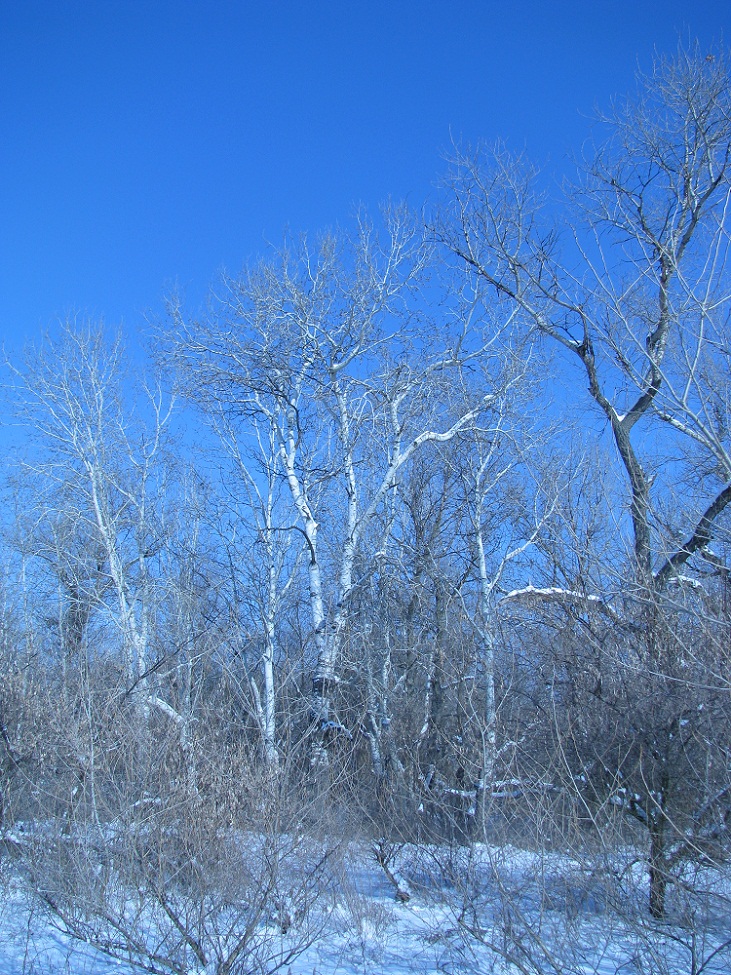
648,819 -> 667,919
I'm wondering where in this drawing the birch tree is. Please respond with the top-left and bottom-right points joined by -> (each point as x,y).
168,208 -> 496,771
9,321 -> 175,730
208,412 -> 305,769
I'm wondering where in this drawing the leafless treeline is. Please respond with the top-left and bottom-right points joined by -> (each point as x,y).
1,42 -> 730,975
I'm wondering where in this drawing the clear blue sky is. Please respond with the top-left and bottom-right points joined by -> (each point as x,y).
1,1 -> 728,353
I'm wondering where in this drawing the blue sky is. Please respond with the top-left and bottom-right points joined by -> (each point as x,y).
1,1 -> 729,355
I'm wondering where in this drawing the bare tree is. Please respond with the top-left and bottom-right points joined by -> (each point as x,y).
8,321 -> 179,731
189,406 -> 307,770
167,208 -> 497,773
441,42 -> 731,916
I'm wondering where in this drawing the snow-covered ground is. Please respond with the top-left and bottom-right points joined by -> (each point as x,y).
1,843 -> 729,974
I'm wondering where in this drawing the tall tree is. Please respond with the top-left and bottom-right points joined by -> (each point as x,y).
167,209 -> 499,771
442,43 -> 731,915
9,321 -> 174,725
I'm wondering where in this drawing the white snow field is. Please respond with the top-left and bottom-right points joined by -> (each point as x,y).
1,840 -> 730,975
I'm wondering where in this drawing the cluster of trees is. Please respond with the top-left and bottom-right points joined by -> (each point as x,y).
1,42 -> 730,974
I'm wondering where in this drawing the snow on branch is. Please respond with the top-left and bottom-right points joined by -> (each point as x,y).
499,585 -> 620,621
654,483 -> 731,589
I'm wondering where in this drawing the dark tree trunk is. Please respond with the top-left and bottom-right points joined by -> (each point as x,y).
649,821 -> 667,919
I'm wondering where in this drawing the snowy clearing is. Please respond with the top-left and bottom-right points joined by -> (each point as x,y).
2,841 -> 730,975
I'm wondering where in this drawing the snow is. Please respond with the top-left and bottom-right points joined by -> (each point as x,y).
501,585 -> 603,604
669,574 -> 706,589
1,843 -> 730,975
0,880 -> 123,974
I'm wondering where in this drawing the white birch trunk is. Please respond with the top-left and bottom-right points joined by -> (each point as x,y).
86,460 -> 149,716
474,501 -> 496,791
